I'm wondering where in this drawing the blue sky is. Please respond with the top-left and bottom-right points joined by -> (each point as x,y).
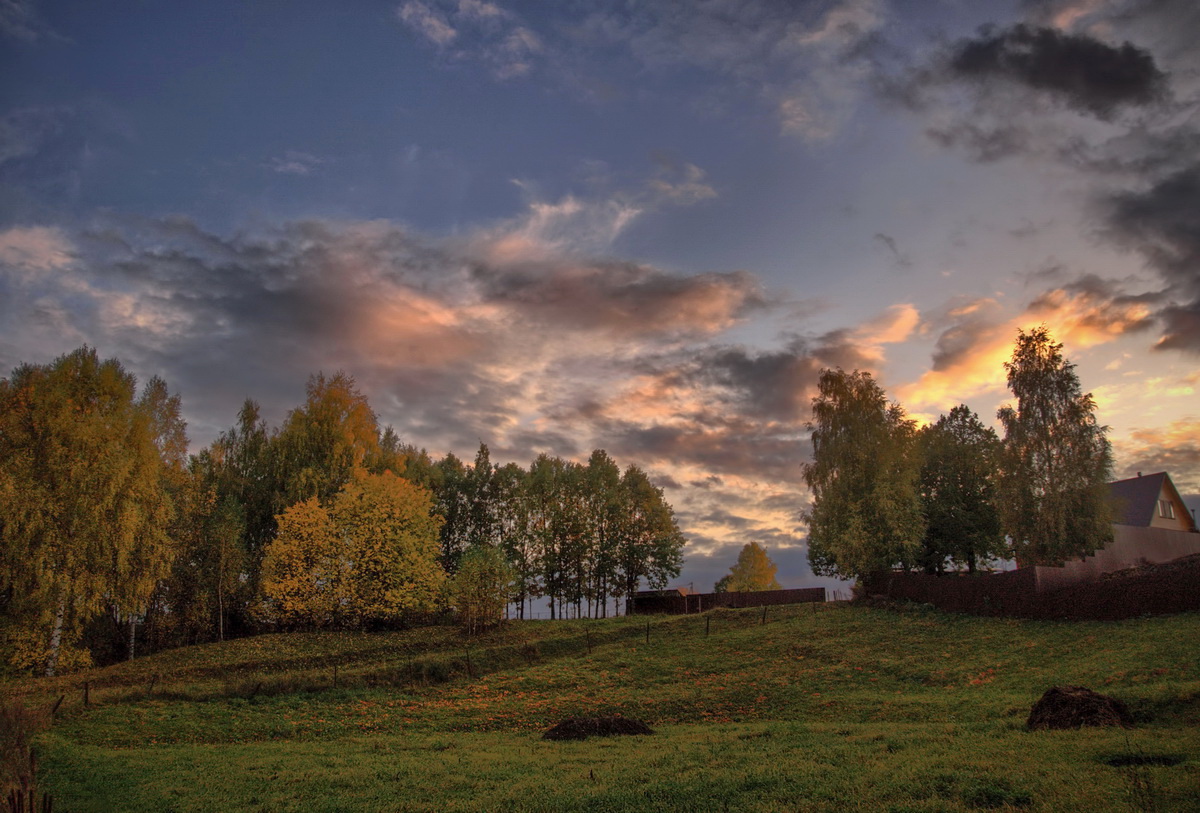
2,0 -> 1198,593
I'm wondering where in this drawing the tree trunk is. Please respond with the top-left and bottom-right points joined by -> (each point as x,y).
45,594 -> 66,677
128,612 -> 136,661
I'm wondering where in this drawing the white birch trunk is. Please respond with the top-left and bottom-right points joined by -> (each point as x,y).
45,594 -> 66,677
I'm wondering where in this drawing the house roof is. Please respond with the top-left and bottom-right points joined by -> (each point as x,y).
1108,472 -> 1169,526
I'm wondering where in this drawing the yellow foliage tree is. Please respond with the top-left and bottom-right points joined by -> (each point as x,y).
0,347 -> 178,674
258,498 -> 343,627
258,470 -> 443,628
715,542 -> 781,593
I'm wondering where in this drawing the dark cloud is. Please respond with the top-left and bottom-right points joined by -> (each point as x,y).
873,232 -> 913,269
697,340 -> 824,423
474,261 -> 766,339
605,419 -> 810,485
924,121 -> 1032,163
949,24 -> 1167,119
1103,163 -> 1200,352
1105,164 -> 1200,282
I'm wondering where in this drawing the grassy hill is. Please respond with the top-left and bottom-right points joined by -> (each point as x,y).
4,603 -> 1198,811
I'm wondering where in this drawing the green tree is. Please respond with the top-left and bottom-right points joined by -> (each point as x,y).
917,405 -> 1005,574
616,465 -> 685,612
451,545 -> 514,635
996,327 -> 1113,565
583,450 -> 623,617
0,347 -> 178,674
715,542 -> 781,592
431,452 -> 470,573
802,369 -> 923,581
274,372 -> 382,507
492,462 -> 536,618
151,454 -> 249,647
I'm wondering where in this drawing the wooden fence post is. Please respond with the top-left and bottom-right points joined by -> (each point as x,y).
761,606 -> 767,625
705,615 -> 711,637
645,620 -> 650,645
83,681 -> 89,707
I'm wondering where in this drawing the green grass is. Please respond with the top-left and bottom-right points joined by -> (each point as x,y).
5,604 -> 1199,811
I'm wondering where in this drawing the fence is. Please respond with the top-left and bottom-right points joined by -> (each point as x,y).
865,553 -> 1200,620
627,587 -> 826,615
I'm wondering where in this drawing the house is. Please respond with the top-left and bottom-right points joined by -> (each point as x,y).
1020,471 -> 1200,593
1108,471 -> 1198,533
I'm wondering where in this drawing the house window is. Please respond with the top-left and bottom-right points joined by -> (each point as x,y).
1158,499 -> 1175,519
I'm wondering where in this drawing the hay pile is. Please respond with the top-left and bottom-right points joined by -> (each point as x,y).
542,716 -> 654,741
1026,686 -> 1132,730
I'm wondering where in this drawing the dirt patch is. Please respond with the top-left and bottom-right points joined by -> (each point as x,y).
542,716 -> 654,741
1027,686 -> 1132,730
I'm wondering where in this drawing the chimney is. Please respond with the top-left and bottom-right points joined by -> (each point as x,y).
1137,472 -> 1142,477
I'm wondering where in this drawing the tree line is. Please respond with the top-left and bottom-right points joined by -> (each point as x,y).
0,348 -> 683,675
803,326 -> 1114,581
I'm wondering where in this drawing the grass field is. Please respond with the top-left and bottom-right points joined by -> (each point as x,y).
4,603 -> 1198,811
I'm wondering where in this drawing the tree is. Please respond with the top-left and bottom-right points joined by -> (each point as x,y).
802,369 -> 923,581
616,465 -> 685,612
330,469 -> 444,625
450,545 -> 514,635
431,452 -> 471,573
0,347 -> 178,674
274,372 -> 381,507
492,462 -> 536,618
155,453 -> 248,645
583,450 -> 623,617
996,326 -> 1113,565
258,470 -> 444,628
257,498 -> 343,628
715,542 -> 781,592
917,405 -> 1005,574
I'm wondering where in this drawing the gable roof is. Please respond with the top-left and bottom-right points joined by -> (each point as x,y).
1108,471 -> 1171,526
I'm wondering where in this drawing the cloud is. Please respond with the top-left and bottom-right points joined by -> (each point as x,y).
397,2 -> 457,46
396,0 -> 542,79
948,24 -> 1166,119
648,160 -> 717,205
0,225 -> 73,272
890,2 -> 1200,357
1026,275 -> 1159,346
1115,418 -> 1200,495
1102,163 -> 1200,352
899,280 -> 1159,414
0,211 -> 776,455
0,0 -> 57,41
399,0 -> 888,138
266,150 -> 324,176
873,232 -> 912,268
476,193 -> 642,262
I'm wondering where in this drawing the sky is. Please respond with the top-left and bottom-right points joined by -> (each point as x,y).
2,0 -> 1198,596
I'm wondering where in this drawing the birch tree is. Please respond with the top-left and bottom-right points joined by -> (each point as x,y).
0,347 -> 177,674
802,369 -> 923,581
996,327 -> 1113,565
